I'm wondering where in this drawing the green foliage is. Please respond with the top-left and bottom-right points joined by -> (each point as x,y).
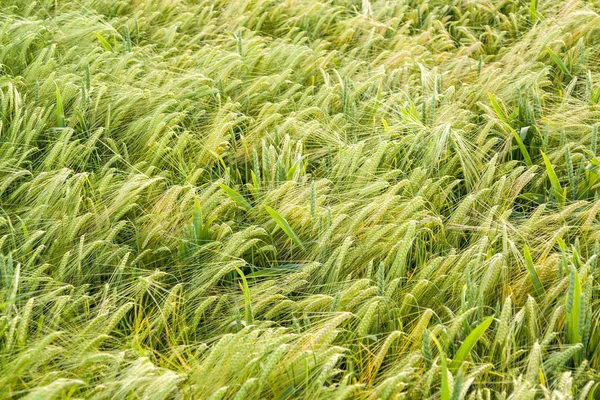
542,150 -> 566,204
54,85 -> 65,128
94,32 -> 113,52
524,245 -> 545,296
218,183 -> 252,211
547,47 -> 572,77
264,205 -> 306,252
235,266 -> 253,325
449,316 -> 494,373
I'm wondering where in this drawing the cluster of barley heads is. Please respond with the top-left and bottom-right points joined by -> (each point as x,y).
1,0 -> 600,399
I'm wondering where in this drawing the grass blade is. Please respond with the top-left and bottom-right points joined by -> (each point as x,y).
524,245 -> 544,296
55,85 -> 64,128
235,267 -> 253,325
529,0 -> 539,23
547,47 -> 571,77
94,32 -> 113,52
510,126 -> 533,166
218,183 -> 252,211
264,205 -> 306,252
488,94 -> 532,165
449,316 -> 494,372
431,334 -> 451,400
541,151 -> 566,204
440,348 -> 450,400
488,93 -> 509,123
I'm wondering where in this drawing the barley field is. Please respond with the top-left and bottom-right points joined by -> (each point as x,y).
1,0 -> 600,398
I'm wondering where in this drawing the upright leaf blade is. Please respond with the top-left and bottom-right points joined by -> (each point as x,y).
547,47 -> 571,77
94,32 -> 113,52
55,85 -> 65,128
440,348 -> 451,400
541,151 -> 566,204
265,205 -> 306,251
431,334 -> 451,400
509,126 -> 533,166
235,267 -> 253,325
449,316 -> 494,372
529,0 -> 539,23
524,245 -> 544,296
488,94 -> 532,165
488,93 -> 509,123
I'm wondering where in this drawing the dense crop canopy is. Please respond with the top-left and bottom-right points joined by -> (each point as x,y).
1,0 -> 600,398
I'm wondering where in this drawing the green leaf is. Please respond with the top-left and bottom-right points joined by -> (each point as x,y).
218,183 -> 252,211
191,198 -> 212,243
235,267 -> 253,325
381,117 -> 390,132
593,87 -> 600,104
488,94 -> 532,165
94,32 -> 113,52
55,85 -> 64,128
264,205 -> 306,252
524,245 -> 544,296
547,47 -> 571,77
430,334 -> 451,400
541,151 -> 566,204
449,316 -> 494,372
286,156 -> 306,180
529,0 -> 539,23
488,93 -> 509,123
440,348 -> 451,400
510,126 -> 533,166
